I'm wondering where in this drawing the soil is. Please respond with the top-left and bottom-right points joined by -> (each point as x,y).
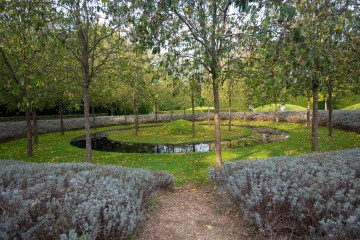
136,183 -> 254,240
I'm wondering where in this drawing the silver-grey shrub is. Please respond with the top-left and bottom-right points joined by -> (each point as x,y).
0,161 -> 173,239
209,148 -> 360,239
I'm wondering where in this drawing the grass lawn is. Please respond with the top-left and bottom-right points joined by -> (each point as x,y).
107,120 -> 253,144
342,103 -> 360,110
0,120 -> 359,185
255,103 -> 307,112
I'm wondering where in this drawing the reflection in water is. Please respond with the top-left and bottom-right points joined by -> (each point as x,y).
70,137 -> 211,153
70,126 -> 288,154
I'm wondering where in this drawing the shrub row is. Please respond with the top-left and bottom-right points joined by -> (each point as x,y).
0,161 -> 173,239
209,149 -> 360,239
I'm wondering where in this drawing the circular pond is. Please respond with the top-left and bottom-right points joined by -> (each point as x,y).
70,125 -> 289,154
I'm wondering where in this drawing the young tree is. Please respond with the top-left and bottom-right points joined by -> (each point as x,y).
136,0 -> 260,167
283,0 -> 358,150
55,0 -> 128,162
0,1 -> 53,156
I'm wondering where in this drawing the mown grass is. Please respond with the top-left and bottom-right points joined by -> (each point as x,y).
342,103 -> 360,110
255,103 -> 307,112
0,121 -> 359,185
107,120 -> 253,144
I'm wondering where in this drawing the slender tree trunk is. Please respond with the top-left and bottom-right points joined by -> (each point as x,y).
274,102 -> 279,124
155,101 -> 158,124
228,90 -> 232,131
26,106 -> 33,157
324,98 -> 327,110
191,92 -> 195,138
83,86 -> 92,163
244,93 -> 248,122
307,92 -> 311,129
124,108 -> 128,126
311,81 -> 319,152
59,102 -> 64,135
183,108 -> 185,119
328,84 -> 333,137
92,105 -> 96,132
171,109 -> 173,121
213,81 -> 223,167
134,97 -> 139,136
79,21 -> 92,163
243,104 -> 247,123
32,108 -> 38,144
207,99 -> 211,127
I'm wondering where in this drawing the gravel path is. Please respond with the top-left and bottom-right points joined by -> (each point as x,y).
136,184 -> 252,240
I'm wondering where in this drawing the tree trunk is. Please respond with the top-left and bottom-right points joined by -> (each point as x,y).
26,106 -> 33,157
324,98 -> 327,110
171,109 -> 173,121
311,81 -> 319,152
83,86 -> 92,163
134,97 -> 139,136
124,108 -> 128,126
80,22 -> 92,163
155,101 -> 158,124
243,104 -> 247,122
228,90 -> 232,131
191,92 -> 195,138
328,85 -> 333,137
307,92 -> 311,129
274,102 -> 279,124
92,105 -> 96,132
213,81 -> 223,167
183,108 -> 185,119
32,108 -> 38,144
59,102 -> 64,135
207,99 -> 211,127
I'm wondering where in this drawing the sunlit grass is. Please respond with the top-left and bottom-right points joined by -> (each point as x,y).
255,104 -> 307,112
107,120 -> 252,144
0,121 -> 359,185
342,103 -> 360,110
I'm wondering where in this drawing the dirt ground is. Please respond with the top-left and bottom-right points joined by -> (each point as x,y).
136,184 -> 254,240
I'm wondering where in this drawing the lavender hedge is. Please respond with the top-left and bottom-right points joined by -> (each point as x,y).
209,149 -> 360,239
0,161 -> 173,239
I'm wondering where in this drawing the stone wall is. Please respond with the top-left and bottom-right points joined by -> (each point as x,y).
0,110 -> 359,142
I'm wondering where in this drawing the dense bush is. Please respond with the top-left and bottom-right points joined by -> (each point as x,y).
0,161 -> 173,239
209,149 -> 360,239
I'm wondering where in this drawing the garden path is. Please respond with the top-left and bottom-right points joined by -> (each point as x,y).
136,184 -> 252,240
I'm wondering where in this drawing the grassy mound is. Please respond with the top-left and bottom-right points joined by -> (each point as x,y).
255,104 -> 306,112
108,122 -> 253,144
342,103 -> 360,110
161,119 -> 194,135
